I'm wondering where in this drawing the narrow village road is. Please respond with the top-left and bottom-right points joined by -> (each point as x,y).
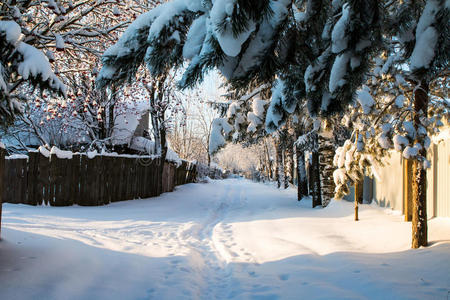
1,179 -> 450,299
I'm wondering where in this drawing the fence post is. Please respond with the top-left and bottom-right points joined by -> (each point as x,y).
71,154 -> 81,205
124,157 -> 132,200
18,158 -> 27,205
403,158 -> 413,221
0,146 -> 5,238
78,154 -> 87,205
102,156 -> 111,204
36,152 -> 50,205
49,153 -> 72,206
117,156 -> 125,202
27,151 -> 39,205
0,152 -> 201,210
48,153 -> 56,206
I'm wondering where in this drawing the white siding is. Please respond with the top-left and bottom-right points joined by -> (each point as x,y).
372,151 -> 403,211
373,133 -> 450,218
429,139 -> 450,217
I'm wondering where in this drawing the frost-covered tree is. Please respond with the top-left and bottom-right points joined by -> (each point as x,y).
97,0 -> 294,91
405,0 -> 449,249
0,20 -> 66,127
1,0 -> 157,148
332,0 -> 449,247
98,0 -> 447,248
168,88 -> 221,165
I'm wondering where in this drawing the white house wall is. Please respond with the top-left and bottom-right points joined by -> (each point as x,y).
372,151 -> 403,211
371,133 -> 450,218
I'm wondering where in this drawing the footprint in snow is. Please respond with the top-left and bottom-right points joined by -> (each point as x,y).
250,294 -> 279,300
248,271 -> 258,278
179,267 -> 191,273
278,274 -> 290,281
420,278 -> 431,286
250,285 -> 272,293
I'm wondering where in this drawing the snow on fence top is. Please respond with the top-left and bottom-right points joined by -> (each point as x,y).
5,154 -> 28,160
6,147 -> 185,165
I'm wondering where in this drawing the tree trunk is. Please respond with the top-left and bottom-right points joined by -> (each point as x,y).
274,139 -> 283,188
108,92 -> 115,139
311,151 -> 322,207
354,180 -> 363,221
151,115 -> 160,155
308,156 -> 313,196
158,125 -> 168,194
283,149 -> 290,189
285,144 -> 294,188
311,132 -> 322,207
296,147 -> 308,201
412,79 -> 428,249
264,140 -> 273,180
318,134 -> 336,207
355,179 -> 364,204
0,146 -> 5,239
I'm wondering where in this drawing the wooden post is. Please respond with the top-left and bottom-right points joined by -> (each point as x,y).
71,155 -> 81,205
118,157 -> 126,201
93,156 -> 101,206
354,180 -> 363,221
18,158 -> 27,205
104,156 -> 113,204
78,155 -> 87,206
37,152 -> 49,205
125,158 -> 132,200
48,153 -> 56,206
311,151 -> 322,208
0,147 -> 5,239
296,148 -> 308,201
403,158 -> 413,221
411,79 -> 428,248
97,156 -> 106,205
27,152 -> 40,205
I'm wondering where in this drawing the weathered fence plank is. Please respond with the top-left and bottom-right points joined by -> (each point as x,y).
1,151 -> 214,208
79,155 -> 87,206
27,152 -> 39,205
0,147 -> 5,238
71,155 -> 81,205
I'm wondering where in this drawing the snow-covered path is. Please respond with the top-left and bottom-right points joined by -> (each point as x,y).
1,179 -> 449,300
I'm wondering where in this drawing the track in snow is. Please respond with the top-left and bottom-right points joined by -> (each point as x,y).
1,178 -> 450,300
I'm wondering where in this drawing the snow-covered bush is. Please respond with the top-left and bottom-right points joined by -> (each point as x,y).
0,20 -> 66,126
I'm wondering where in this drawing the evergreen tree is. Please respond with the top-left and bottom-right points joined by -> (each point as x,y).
332,0 -> 449,246
98,0 -> 448,248
0,20 -> 66,127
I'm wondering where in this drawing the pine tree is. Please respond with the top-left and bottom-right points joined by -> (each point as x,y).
98,1 -> 448,247
405,0 -> 449,248
331,0 -> 449,246
0,20 -> 66,127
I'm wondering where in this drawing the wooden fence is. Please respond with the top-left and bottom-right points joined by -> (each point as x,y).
1,151 -> 199,207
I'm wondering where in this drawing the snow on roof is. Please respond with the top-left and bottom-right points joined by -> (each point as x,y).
113,100 -> 149,145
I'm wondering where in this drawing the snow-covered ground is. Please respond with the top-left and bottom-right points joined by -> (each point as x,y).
1,179 -> 449,300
